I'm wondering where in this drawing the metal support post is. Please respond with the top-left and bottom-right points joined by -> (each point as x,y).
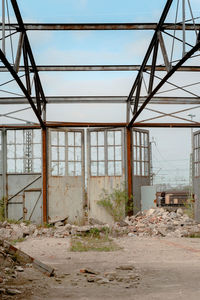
2,129 -> 7,217
42,127 -> 47,223
182,0 -> 186,57
2,0 -> 5,55
126,127 -> 133,216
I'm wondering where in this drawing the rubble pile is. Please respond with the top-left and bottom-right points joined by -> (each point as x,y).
0,239 -> 26,297
120,207 -> 200,238
0,207 -> 199,240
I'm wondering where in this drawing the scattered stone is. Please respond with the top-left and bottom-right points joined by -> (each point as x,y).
116,264 -> 135,271
6,288 -> 22,295
80,268 -> 100,275
15,266 -> 24,272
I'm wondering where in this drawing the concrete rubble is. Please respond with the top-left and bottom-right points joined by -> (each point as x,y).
0,207 -> 199,241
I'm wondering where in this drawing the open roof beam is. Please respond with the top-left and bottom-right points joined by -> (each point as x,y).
1,23 -> 200,31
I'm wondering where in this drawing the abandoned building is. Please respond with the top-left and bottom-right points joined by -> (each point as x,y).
1,0 -> 200,226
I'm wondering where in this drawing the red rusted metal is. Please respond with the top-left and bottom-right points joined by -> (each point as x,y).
126,128 -> 133,216
42,128 -> 47,223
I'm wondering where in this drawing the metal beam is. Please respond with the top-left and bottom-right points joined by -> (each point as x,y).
0,49 -> 45,128
1,23 -> 200,31
0,96 -> 200,105
128,40 -> 200,127
0,122 -> 200,129
0,65 -> 200,72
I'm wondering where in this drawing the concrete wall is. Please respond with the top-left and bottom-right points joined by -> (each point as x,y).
88,176 -> 125,225
48,176 -> 84,224
194,178 -> 200,222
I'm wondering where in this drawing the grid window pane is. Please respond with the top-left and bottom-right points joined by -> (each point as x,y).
68,132 -> 74,146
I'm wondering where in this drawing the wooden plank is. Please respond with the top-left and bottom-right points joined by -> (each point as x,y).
4,241 -> 54,277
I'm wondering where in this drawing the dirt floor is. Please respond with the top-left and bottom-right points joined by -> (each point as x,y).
12,236 -> 200,300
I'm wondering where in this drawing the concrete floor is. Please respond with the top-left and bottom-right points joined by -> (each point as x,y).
16,236 -> 200,300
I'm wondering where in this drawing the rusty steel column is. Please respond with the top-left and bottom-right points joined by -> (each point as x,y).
42,128 -> 47,223
126,127 -> 133,216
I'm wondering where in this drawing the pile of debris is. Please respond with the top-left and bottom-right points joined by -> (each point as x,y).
0,239 -> 26,297
0,207 -> 199,241
118,207 -> 199,238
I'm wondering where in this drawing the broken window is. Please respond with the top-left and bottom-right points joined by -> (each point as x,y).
7,130 -> 41,174
50,130 -> 82,177
89,129 -> 122,176
194,133 -> 199,177
133,130 -> 149,176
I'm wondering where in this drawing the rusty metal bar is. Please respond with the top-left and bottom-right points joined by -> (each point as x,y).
1,96 -> 200,105
0,122 -> 200,129
157,31 -> 171,72
42,128 -> 47,223
0,49 -> 45,128
126,128 -> 133,216
1,23 -> 200,31
126,0 -> 173,107
128,40 -> 200,127
1,65 -> 200,72
148,40 -> 159,94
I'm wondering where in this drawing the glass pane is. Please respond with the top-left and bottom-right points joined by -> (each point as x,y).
115,131 -> 121,145
137,162 -> 140,175
141,133 -> 144,146
59,162 -> 65,176
115,146 -> 121,160
91,147 -> 97,161
58,147 -> 65,161
133,147 -> 136,161
51,131 -> 57,146
90,132 -> 97,146
59,132 -> 65,146
51,147 -> 58,160
133,162 -> 137,175
16,145 -> 23,158
115,161 -> 122,176
98,162 -> 105,176
16,131 -> 23,144
33,144 -> 41,158
144,148 -> 149,161
142,163 -> 145,176
144,133 -> 148,147
98,132 -> 104,146
98,147 -> 104,161
91,162 -> 97,176
51,162 -> 58,176
7,159 -> 15,173
145,162 -> 149,176
68,162 -> 75,176
108,161 -> 114,176
16,159 -> 23,173
136,148 -> 140,160
68,147 -> 74,161
141,148 -> 144,161
33,130 -> 41,143
75,162 -> 81,176
68,132 -> 74,146
75,147 -> 81,161
108,146 -> 114,160
7,131 -> 15,144
75,132 -> 81,146
107,131 -> 114,145
7,145 -> 15,158
33,159 -> 41,173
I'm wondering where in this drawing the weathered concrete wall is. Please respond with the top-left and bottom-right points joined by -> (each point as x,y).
88,176 -> 125,225
48,176 -> 84,224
